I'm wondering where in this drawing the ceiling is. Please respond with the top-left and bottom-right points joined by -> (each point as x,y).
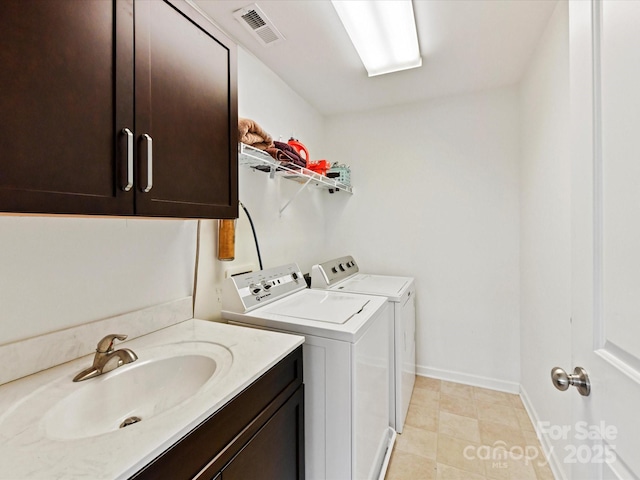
193,0 -> 558,116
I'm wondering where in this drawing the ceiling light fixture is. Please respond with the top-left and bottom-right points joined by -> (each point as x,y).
331,0 -> 422,77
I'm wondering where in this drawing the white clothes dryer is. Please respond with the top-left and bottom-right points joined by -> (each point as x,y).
222,263 -> 395,480
311,256 -> 416,434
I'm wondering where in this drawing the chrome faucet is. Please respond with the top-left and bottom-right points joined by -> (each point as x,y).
73,334 -> 138,382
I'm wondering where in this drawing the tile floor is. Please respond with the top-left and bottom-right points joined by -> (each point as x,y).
385,376 -> 555,480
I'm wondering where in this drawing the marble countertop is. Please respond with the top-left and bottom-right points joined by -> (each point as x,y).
0,319 -> 304,479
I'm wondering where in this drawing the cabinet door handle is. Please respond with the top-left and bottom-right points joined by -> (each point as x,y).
142,133 -> 153,193
121,128 -> 133,192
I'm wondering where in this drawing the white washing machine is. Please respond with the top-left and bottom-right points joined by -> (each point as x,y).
222,263 -> 395,480
311,256 -> 416,434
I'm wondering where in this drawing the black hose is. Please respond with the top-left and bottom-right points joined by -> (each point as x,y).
239,201 -> 263,270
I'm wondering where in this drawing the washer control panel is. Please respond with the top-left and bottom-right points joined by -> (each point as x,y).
224,263 -> 305,311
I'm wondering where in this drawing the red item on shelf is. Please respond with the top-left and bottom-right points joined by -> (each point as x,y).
307,160 -> 330,176
287,138 -> 310,162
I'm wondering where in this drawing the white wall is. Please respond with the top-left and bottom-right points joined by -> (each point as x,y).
323,88 -> 521,391
194,47 -> 329,320
234,47 -> 328,272
0,216 -> 197,346
195,48 -> 525,392
519,2 -> 571,478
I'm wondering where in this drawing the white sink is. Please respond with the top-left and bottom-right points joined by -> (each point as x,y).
0,340 -> 233,442
45,351 -> 219,440
0,319 -> 304,480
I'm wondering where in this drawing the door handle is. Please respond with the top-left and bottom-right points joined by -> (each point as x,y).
551,366 -> 591,396
142,133 -> 153,193
121,128 -> 133,192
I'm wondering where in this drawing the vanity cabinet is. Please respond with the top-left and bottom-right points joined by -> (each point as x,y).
131,346 -> 305,480
0,0 -> 238,219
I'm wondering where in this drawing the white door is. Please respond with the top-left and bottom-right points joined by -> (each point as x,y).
569,1 -> 640,478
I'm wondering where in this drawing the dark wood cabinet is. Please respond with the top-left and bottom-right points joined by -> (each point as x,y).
133,0 -> 237,218
221,387 -> 304,480
0,0 -> 237,219
0,0 -> 132,215
131,346 -> 305,480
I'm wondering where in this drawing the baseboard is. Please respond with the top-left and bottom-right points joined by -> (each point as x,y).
417,365 -> 520,394
519,386 -> 568,480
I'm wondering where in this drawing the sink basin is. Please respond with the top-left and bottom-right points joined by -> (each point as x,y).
0,340 -> 233,442
44,352 -> 218,440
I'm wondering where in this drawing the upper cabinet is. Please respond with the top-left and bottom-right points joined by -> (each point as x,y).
0,0 -> 238,219
134,0 -> 238,218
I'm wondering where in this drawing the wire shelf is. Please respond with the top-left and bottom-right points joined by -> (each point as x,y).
238,143 -> 353,194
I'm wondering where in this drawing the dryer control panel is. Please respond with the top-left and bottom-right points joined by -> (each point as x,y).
311,255 -> 359,289
222,263 -> 306,312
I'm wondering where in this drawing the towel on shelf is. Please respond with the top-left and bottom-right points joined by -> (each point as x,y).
238,118 -> 274,150
267,141 -> 306,168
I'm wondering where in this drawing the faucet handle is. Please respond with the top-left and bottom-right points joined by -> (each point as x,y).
96,334 -> 128,353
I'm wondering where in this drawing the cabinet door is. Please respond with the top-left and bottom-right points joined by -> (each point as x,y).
222,386 -> 305,480
0,0 -> 134,215
134,0 -> 238,219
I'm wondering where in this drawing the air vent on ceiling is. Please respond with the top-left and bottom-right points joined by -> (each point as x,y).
233,3 -> 285,47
